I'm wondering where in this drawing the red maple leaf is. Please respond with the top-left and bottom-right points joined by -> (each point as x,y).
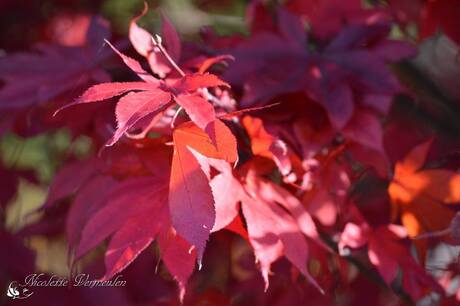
187,152 -> 325,293
58,38 -> 229,146
169,120 -> 237,263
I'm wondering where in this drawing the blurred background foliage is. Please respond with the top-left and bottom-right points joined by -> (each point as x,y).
0,0 -> 248,51
1,0 -> 458,284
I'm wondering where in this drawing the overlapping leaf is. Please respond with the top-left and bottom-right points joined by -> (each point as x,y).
58,19 -> 229,146
169,120 -> 237,263
186,152 -> 324,293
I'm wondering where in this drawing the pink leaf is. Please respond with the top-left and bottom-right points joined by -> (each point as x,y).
128,3 -> 153,58
175,93 -> 216,132
257,179 -> 323,245
108,89 -> 172,145
241,191 -> 322,292
56,82 -> 158,114
209,161 -> 241,232
338,222 -> 369,254
186,155 -> 241,233
168,138 -> 215,264
128,4 -> 182,78
240,194 -> 283,290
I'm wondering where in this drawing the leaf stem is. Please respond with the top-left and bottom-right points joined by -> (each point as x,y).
152,35 -> 231,111
152,34 -> 186,77
171,106 -> 184,129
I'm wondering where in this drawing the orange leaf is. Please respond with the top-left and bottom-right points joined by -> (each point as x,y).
388,139 -> 459,257
173,119 -> 238,163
